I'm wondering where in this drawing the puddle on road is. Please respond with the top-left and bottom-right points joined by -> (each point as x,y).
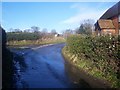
12,43 -> 75,88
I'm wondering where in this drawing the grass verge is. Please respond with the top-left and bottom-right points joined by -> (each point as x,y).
62,46 -> 120,88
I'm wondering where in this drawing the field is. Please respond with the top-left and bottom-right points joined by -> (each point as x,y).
7,37 -> 66,47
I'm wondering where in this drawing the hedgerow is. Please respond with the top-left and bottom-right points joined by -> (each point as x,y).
65,35 -> 120,88
7,32 -> 41,41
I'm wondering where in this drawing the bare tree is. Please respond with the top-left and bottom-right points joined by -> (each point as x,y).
63,29 -> 73,38
13,28 -> 22,33
24,29 -> 31,33
9,28 -> 14,32
51,29 -> 57,35
31,26 -> 40,33
42,28 -> 48,34
76,19 -> 94,35
41,28 -> 48,37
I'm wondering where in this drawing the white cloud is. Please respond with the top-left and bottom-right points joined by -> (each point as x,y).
61,11 -> 106,24
61,3 -> 110,24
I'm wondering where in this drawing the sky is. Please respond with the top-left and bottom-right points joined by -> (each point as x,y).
1,1 -> 118,33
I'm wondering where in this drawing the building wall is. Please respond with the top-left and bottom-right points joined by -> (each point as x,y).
111,15 -> 119,35
95,28 -> 116,36
101,29 -> 116,35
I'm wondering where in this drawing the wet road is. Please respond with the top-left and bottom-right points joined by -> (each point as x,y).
11,43 -> 74,88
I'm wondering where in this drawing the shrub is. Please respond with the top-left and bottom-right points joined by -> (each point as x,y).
6,32 -> 41,41
66,35 -> 120,87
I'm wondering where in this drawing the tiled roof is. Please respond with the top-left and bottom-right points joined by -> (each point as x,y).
98,19 -> 115,29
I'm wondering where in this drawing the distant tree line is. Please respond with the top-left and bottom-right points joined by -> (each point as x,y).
7,19 -> 94,41
62,19 -> 94,38
7,32 -> 41,41
7,26 -> 58,41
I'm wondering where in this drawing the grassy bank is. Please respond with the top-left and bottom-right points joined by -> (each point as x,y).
62,47 -> 111,88
7,37 -> 66,47
62,35 -> 120,88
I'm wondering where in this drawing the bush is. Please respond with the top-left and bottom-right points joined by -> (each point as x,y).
66,35 -> 120,87
7,32 -> 41,41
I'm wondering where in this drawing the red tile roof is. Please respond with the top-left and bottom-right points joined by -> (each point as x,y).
98,19 -> 115,29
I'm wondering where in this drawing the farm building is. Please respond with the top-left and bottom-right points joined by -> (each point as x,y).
94,1 -> 120,36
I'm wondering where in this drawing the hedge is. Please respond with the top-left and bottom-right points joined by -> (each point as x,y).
7,32 -> 41,41
65,35 -> 120,88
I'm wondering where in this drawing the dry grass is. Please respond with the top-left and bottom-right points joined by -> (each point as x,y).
7,37 -> 66,47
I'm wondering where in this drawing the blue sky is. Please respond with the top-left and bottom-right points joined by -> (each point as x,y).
1,2 -> 117,33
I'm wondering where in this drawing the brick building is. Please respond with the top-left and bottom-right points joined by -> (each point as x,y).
94,1 -> 120,36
